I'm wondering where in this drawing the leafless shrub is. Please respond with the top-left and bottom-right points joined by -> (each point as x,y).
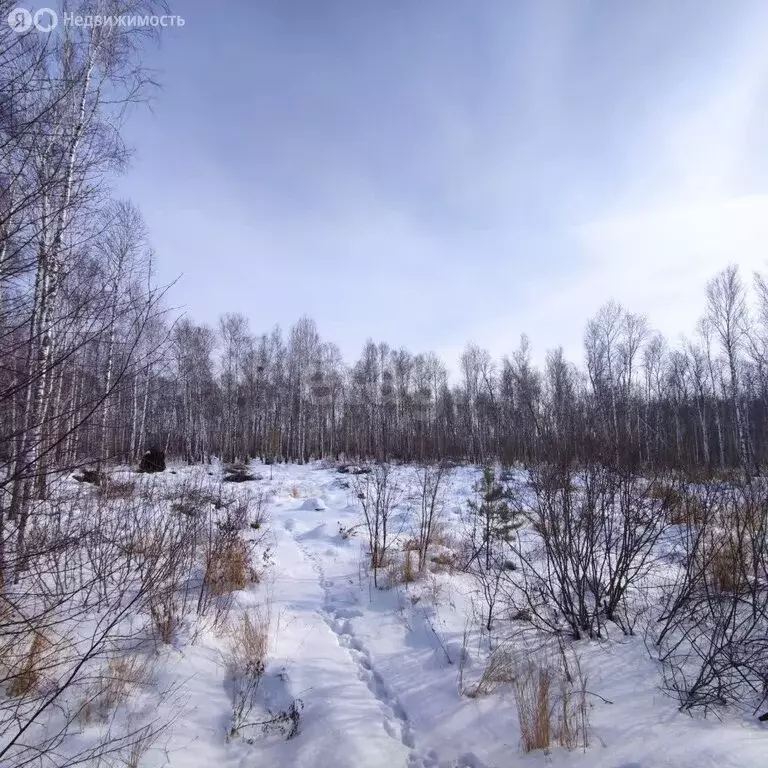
647,480 -> 684,506
355,464 -> 401,587
168,479 -> 225,516
511,463 -> 675,638
0,482 -> 188,767
668,491 -> 709,526
149,589 -> 183,646
430,551 -> 458,573
653,482 -> 768,713
223,606 -> 303,742
118,725 -> 159,768
337,522 -> 359,540
250,489 -> 270,530
413,464 -> 451,572
422,574 -> 444,608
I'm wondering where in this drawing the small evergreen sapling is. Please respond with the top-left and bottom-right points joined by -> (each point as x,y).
468,467 -> 522,571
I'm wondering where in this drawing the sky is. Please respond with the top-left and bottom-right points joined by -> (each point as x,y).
105,0 -> 768,369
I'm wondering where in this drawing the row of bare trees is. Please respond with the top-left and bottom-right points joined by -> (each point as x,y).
109,263 -> 768,478
0,4 -> 190,766
0,0 -> 173,575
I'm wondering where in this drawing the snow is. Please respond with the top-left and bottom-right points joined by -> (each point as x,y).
17,461 -> 768,768
299,497 -> 327,511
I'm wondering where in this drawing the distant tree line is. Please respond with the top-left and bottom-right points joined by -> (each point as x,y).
145,265 -> 768,477
7,263 -> 765,479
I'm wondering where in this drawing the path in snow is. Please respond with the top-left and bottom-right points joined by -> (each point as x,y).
265,497 -> 410,768
270,471 -> 488,768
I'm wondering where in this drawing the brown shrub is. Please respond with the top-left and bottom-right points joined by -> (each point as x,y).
9,631 -> 51,697
668,492 -> 709,526
430,551 -> 458,573
514,662 -> 552,753
206,538 -> 251,596
468,646 -> 517,698
225,608 -> 271,738
99,477 -> 138,501
149,592 -> 182,645
79,653 -> 154,724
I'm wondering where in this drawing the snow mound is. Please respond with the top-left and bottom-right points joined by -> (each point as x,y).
300,497 -> 326,511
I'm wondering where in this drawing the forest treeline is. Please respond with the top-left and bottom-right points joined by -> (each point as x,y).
3,0 -> 768,532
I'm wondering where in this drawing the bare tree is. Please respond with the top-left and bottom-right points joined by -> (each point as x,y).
413,462 -> 451,573
355,464 -> 400,587
706,265 -> 751,478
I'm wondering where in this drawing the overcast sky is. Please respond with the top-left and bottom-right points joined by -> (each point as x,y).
114,0 -> 768,368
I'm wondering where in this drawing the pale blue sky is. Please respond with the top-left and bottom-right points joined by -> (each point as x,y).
112,0 -> 768,365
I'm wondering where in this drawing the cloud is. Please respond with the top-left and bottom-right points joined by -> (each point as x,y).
437,196 -> 768,373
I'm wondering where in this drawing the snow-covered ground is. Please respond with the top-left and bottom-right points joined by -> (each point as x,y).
10,461 -> 768,768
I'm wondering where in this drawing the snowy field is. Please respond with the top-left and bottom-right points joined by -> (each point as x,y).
4,460 -> 768,768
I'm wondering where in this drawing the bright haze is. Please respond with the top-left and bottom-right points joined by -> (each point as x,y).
118,0 -> 768,366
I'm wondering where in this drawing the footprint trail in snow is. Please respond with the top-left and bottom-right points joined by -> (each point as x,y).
294,533 -> 487,768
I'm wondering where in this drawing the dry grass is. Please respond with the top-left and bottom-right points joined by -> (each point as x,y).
218,497 -> 250,533
250,489 -> 270,529
226,610 -> 270,673
206,538 -> 251,596
149,592 -> 182,646
468,645 -> 517,697
668,492 -> 709,526
403,549 -> 415,584
386,550 -> 418,587
120,726 -> 157,768
0,599 -> 16,674
169,484 -> 225,516
515,661 -> 552,752
288,485 -> 302,498
429,524 -> 456,549
79,653 -> 154,724
459,647 -> 590,754
648,481 -> 684,506
523,653 -> 589,754
702,516 -> 754,593
422,575 -> 444,608
708,537 -> 742,592
99,477 -> 138,501
8,631 -> 52,697
225,608 -> 271,738
430,550 -> 458,574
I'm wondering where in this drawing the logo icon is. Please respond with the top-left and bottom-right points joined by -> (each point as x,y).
33,7 -> 57,31
7,7 -> 59,32
7,7 -> 32,32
